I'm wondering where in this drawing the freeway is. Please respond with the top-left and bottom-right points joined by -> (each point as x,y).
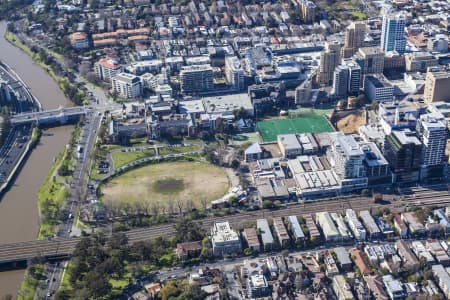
0,188 -> 449,266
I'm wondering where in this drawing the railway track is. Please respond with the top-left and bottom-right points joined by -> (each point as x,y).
0,191 -> 449,264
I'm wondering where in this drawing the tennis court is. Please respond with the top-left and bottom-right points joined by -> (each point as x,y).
257,116 -> 335,142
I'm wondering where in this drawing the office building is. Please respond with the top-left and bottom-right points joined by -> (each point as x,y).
300,0 -> 317,24
405,52 -> 438,73
225,56 -> 245,91
384,130 -> 422,183
94,57 -> 123,82
346,60 -> 362,95
359,142 -> 391,184
295,80 -> 313,105
210,222 -> 241,256
318,41 -> 342,86
355,47 -> 385,75
424,66 -> 450,104
341,22 -> 367,58
416,114 -> 447,179
381,14 -> 407,54
332,65 -> 349,99
179,64 -> 214,94
111,73 -> 142,98
327,132 -> 368,191
364,74 -> 394,102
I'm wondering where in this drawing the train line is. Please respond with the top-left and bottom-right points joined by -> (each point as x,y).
0,190 -> 449,264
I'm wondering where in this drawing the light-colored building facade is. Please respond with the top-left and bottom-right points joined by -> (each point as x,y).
94,58 -> 123,82
364,74 -> 394,102
424,66 -> 450,104
112,73 -> 142,98
210,222 -> 242,256
225,56 -> 245,91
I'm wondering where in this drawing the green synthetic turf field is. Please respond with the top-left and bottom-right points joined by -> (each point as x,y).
257,115 -> 335,142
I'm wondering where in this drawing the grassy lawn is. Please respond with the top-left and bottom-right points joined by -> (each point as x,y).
111,148 -> 155,168
18,265 -> 46,300
350,11 -> 368,20
37,147 -> 69,239
231,132 -> 259,145
101,161 -> 229,209
158,145 -> 199,156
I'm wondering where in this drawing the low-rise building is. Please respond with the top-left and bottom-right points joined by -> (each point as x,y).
272,217 -> 290,248
257,219 -> 275,252
244,142 -> 263,162
359,210 -> 382,239
395,240 -> 420,272
242,228 -> 260,253
316,212 -> 341,242
176,241 -> 202,260
365,276 -> 389,300
411,241 -> 435,265
393,213 -> 408,238
288,216 -> 305,242
382,275 -> 406,300
333,275 -> 354,300
432,264 -> 450,299
350,248 -> 371,275
401,212 -> 426,236
69,32 -> 90,50
246,274 -> 271,299
345,209 -> 366,241
333,247 -> 353,272
304,214 -> 321,241
331,213 -> 352,241
426,239 -> 450,266
210,222 -> 241,256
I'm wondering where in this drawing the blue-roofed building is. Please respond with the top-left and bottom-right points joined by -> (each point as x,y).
288,216 -> 305,242
257,219 -> 275,252
245,142 -> 263,162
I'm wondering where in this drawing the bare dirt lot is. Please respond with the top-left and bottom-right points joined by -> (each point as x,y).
336,110 -> 366,133
101,161 -> 230,210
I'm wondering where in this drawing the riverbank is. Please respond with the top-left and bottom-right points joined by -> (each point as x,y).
5,30 -> 89,106
0,20 -> 73,296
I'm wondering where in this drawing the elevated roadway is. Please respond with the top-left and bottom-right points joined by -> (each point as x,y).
0,190 -> 449,266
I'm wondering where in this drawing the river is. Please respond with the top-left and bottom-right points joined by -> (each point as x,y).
0,21 -> 73,296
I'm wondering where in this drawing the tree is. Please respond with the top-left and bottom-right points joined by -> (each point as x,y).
231,159 -> 240,169
174,218 -> 205,243
108,232 -> 128,250
176,199 -> 184,215
84,271 -> 112,298
159,281 -> 181,300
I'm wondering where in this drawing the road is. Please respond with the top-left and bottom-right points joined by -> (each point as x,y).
40,78 -> 113,299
